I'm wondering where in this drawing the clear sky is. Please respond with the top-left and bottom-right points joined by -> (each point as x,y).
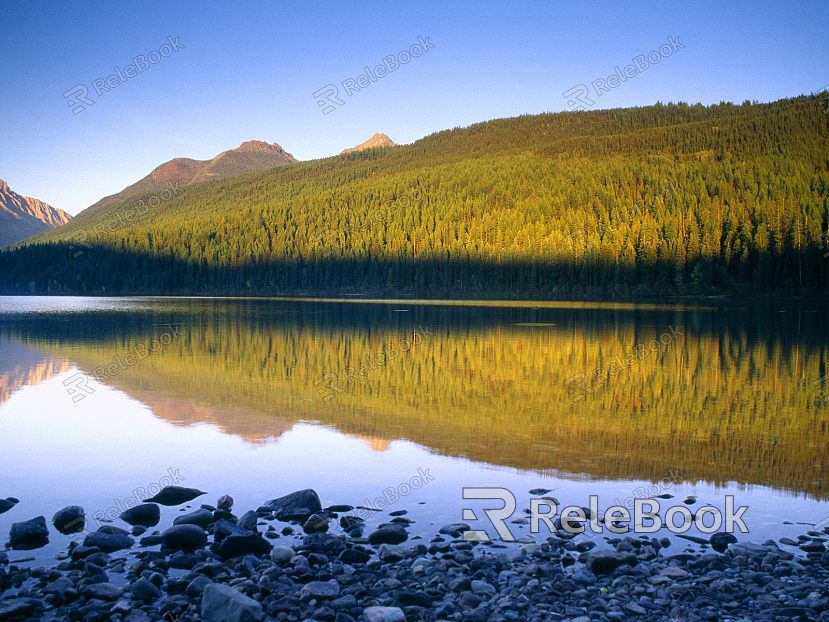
1,0 -> 827,215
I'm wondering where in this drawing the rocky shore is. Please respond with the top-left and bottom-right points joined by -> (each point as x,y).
1,486 -> 828,621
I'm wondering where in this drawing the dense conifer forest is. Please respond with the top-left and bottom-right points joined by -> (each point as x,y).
2,94 -> 828,298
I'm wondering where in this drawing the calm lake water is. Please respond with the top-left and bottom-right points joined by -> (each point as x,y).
1,296 -> 827,563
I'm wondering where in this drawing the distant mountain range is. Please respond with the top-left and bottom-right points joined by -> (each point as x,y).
86,140 -> 297,213
341,132 -> 395,154
0,179 -> 71,248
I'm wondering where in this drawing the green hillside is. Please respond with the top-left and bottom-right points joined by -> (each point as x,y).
2,94 -> 828,298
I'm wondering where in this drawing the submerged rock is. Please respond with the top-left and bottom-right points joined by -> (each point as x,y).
121,503 -> 161,527
144,486 -> 206,506
9,516 -> 49,550
52,506 -> 85,534
84,527 -> 134,552
261,489 -> 322,522
161,524 -> 207,552
368,523 -> 408,545
0,497 -> 20,515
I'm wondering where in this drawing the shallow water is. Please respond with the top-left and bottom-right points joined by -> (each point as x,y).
0,296 -> 827,562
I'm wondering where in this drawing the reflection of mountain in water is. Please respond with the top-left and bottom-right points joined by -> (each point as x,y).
0,339 -> 70,404
3,298 -> 828,498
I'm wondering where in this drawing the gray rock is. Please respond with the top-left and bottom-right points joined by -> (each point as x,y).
301,579 -> 340,599
84,527 -> 134,553
368,524 -> 408,545
83,582 -> 123,601
303,513 -> 330,533
173,508 -> 214,528
217,494 -> 234,511
120,503 -> 161,527
470,580 -> 496,595
363,606 -> 406,622
186,575 -> 213,599
52,506 -> 85,534
201,583 -> 263,622
161,524 -> 207,552
0,497 -> 19,515
144,486 -> 206,506
130,577 -> 161,601
270,545 -> 295,564
438,522 -> 471,537
238,510 -> 259,532
9,516 -> 49,550
261,489 -> 322,521
378,544 -> 406,562
214,533 -> 272,559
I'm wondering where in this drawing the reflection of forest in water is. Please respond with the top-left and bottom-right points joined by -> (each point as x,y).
1,298 -> 827,498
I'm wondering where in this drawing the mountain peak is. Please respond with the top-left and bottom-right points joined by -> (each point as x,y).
341,133 -> 396,154
234,140 -> 290,154
86,140 -> 297,213
0,179 -> 71,248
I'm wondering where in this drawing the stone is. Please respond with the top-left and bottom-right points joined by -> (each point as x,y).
161,524 -> 207,552
261,489 -> 322,522
301,579 -> 340,599
710,532 -> 738,553
52,506 -> 85,534
84,527 -> 134,553
83,582 -> 123,601
131,577 -> 162,601
173,508 -> 214,528
214,533 -> 272,559
378,544 -> 406,562
9,516 -> 49,550
120,503 -> 161,527
217,495 -> 234,511
270,546 -> 295,564
0,497 -> 19,515
368,524 -> 408,545
201,583 -> 263,622
363,606 -> 406,622
144,486 -> 206,506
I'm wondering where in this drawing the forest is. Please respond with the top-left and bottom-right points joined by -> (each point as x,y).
1,94 -> 828,298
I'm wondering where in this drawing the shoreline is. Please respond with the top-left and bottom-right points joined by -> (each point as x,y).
2,487 -> 828,621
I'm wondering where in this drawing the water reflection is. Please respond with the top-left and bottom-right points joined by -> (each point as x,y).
1,296 -> 826,499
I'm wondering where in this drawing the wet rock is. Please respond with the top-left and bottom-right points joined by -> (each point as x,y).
368,523 -> 408,545
0,497 -> 19,515
131,577 -> 161,601
52,505 -> 85,534
438,522 -> 471,538
586,552 -> 636,575
528,488 -> 552,495
397,589 -> 432,607
0,598 -> 43,619
83,582 -> 122,601
217,494 -> 234,511
238,510 -> 259,532
186,575 -> 213,599
161,524 -> 207,552
340,547 -> 370,564
303,513 -> 330,533
9,516 -> 49,550
378,544 -> 406,562
710,532 -> 738,553
84,526 -> 134,552
301,579 -> 340,599
201,583 -> 263,622
261,489 -> 322,522
144,486 -> 206,506
214,533 -> 272,559
364,606 -> 406,622
120,503 -> 161,527
173,508 -> 213,528
270,545 -> 295,564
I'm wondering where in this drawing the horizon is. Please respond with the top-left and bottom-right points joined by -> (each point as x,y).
1,0 -> 827,215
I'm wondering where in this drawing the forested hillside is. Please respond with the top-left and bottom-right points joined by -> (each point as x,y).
2,94 -> 828,298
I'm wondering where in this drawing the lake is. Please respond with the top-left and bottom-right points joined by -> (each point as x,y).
1,296 -> 827,563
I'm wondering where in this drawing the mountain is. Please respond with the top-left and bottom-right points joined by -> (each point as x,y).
2,94 -> 828,297
0,179 -> 71,247
86,140 -> 296,213
341,133 -> 395,154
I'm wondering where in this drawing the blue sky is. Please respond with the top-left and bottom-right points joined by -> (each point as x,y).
1,0 -> 827,214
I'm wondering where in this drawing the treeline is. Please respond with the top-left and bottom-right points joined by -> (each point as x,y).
2,94 -> 828,298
